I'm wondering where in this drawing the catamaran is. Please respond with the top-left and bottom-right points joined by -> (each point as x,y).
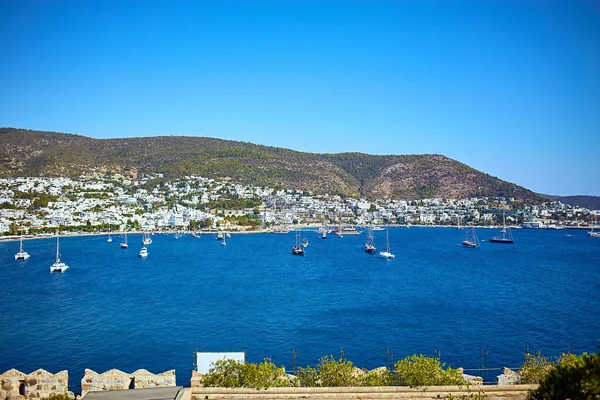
15,231 -> 30,260
377,228 -> 395,259
50,231 -> 69,273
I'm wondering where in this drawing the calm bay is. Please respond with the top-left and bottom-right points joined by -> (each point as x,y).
1,227 -> 599,391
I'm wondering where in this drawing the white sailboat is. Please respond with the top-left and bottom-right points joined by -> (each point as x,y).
142,231 -> 152,245
377,228 -> 395,259
221,231 -> 227,246
588,217 -> 600,238
120,231 -> 129,249
50,231 -> 69,273
15,230 -> 30,260
107,226 -> 113,243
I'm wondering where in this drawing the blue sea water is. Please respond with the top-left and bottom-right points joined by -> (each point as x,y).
0,227 -> 599,391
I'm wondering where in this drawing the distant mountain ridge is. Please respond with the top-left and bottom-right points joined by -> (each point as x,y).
0,127 -> 547,202
543,195 -> 600,209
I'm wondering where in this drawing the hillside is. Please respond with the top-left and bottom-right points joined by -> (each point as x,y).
543,195 -> 600,209
0,128 -> 547,202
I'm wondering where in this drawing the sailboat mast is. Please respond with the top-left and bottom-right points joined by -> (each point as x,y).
56,231 -> 60,263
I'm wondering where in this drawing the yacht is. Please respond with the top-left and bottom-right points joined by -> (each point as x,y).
302,238 -> 309,248
588,219 -> 600,237
490,210 -> 514,244
120,231 -> 129,249
291,230 -> 305,256
142,232 -> 152,245
216,231 -> 224,241
377,228 -> 395,259
50,232 -> 69,273
15,231 -> 30,260
107,227 -> 113,243
139,246 -> 148,258
462,226 -> 480,248
363,226 -> 376,254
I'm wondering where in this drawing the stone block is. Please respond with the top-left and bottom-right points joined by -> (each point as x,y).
190,371 -> 204,389
497,367 -> 520,385
131,369 -> 176,389
22,369 -> 68,399
80,369 -> 132,397
1,368 -> 26,399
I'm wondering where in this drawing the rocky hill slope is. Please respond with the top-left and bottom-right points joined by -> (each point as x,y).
0,128 -> 547,202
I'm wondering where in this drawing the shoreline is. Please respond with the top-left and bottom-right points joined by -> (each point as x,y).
0,224 -> 592,242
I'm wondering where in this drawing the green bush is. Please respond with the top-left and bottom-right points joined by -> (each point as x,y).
41,395 -> 70,400
518,352 -> 554,384
527,352 -> 600,400
295,356 -> 361,387
392,354 -> 466,387
201,358 -> 289,388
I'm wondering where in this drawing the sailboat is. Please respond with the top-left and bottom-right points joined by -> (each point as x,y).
489,210 -> 514,244
221,231 -> 227,246
377,228 -> 395,259
139,246 -> 148,258
588,216 -> 600,237
142,231 -> 152,245
50,231 -> 69,272
318,225 -> 327,239
302,238 -> 309,248
456,216 -> 463,230
363,226 -> 376,254
107,226 -> 113,243
216,231 -> 224,241
462,225 -> 480,248
15,230 -> 30,260
120,231 -> 129,249
291,230 -> 305,256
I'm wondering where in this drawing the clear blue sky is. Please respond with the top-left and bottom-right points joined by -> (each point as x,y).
1,0 -> 599,196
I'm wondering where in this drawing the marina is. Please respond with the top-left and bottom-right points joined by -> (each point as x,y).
1,227 -> 599,391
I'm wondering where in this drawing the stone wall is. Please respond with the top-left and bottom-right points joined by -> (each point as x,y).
80,369 -> 176,397
22,369 -> 68,399
1,368 -> 68,400
0,368 -> 26,399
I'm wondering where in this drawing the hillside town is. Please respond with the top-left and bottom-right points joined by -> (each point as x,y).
0,173 -> 598,235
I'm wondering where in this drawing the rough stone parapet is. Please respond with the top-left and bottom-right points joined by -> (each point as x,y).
80,369 -> 176,397
0,368 -> 27,399
23,369 -> 68,399
497,367 -> 520,385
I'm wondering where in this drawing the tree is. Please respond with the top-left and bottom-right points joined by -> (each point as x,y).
528,352 -> 600,400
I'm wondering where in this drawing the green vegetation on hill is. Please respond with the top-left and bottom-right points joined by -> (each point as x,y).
0,127 -> 547,202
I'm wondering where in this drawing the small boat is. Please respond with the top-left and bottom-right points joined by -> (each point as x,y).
139,246 -> 148,258
364,226 -> 376,254
371,226 -> 384,231
377,228 -> 395,259
15,231 -> 30,260
462,226 -> 480,248
490,210 -> 514,244
221,232 -> 227,246
302,238 -> 309,248
216,231 -> 224,241
107,227 -> 113,243
456,216 -> 463,230
291,230 -> 305,256
50,231 -> 69,273
588,218 -> 600,237
191,232 -> 201,238
142,231 -> 152,245
120,231 -> 129,249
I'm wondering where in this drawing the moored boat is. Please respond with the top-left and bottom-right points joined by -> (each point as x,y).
15,231 -> 30,260
377,228 -> 395,259
50,231 -> 69,273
